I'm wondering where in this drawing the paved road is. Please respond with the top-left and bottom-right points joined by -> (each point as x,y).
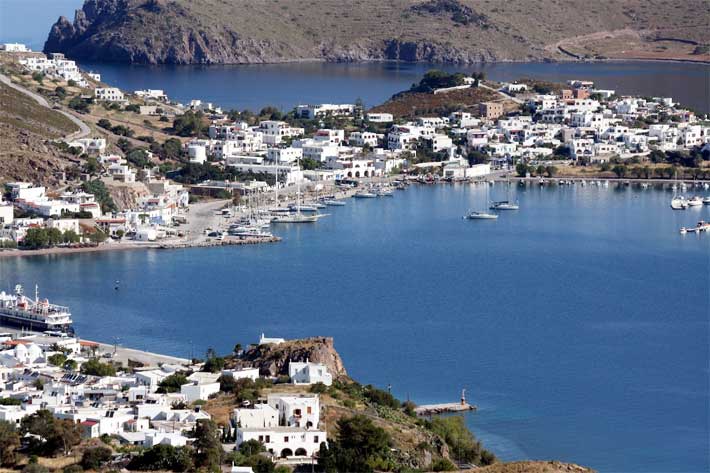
0,72 -> 91,140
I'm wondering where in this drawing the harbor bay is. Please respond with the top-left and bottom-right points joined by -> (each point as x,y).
75,60 -> 710,115
1,183 -> 708,473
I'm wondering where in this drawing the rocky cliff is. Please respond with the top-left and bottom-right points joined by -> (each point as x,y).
236,337 -> 348,379
44,0 -> 710,65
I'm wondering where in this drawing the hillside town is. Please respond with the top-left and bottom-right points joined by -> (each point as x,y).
1,47 -> 709,252
0,330 -> 335,470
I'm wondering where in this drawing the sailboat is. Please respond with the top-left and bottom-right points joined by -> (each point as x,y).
670,171 -> 688,210
271,156 -> 318,223
466,179 -> 498,220
489,176 -> 519,210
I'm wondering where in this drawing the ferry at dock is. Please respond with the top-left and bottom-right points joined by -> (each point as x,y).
0,285 -> 74,334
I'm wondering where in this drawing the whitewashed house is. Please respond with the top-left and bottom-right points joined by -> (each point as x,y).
288,361 -> 332,386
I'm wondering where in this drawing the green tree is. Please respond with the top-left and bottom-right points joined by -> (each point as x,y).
48,353 -> 67,367
318,415 -> 391,473
127,445 -> 193,471
22,228 -> 50,249
157,373 -> 188,393
54,86 -> 67,100
238,439 -> 265,456
81,358 -> 116,376
432,457 -> 456,471
80,446 -> 112,470
242,455 -> 275,473
47,227 -> 63,246
612,164 -> 627,178
0,420 -> 20,466
429,416 -> 496,465
20,410 -> 81,456
173,111 -> 208,137
545,165 -> 558,178
68,96 -> 90,113
515,162 -> 529,177
62,230 -> 80,244
127,149 -> 150,168
82,180 -> 117,213
192,419 -> 223,472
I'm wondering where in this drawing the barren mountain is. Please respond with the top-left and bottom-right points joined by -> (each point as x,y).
44,0 -> 710,65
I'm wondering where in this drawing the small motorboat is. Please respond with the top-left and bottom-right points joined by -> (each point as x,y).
466,211 -> 498,220
490,200 -> 519,211
670,197 -> 688,210
702,196 -> 710,205
687,196 -> 703,207
322,199 -> 346,206
354,191 -> 377,198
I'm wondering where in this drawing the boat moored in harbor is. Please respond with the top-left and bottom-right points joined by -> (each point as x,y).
686,196 -> 703,207
490,200 -> 519,210
0,285 -> 74,334
354,191 -> 377,198
466,211 -> 498,220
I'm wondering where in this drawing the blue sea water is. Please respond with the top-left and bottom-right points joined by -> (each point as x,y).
1,184 -> 708,473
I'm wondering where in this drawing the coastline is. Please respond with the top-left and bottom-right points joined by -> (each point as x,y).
70,55 -> 710,67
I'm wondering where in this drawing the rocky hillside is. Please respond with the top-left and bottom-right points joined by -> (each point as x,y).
0,82 -> 80,186
44,0 -> 709,64
231,337 -> 348,379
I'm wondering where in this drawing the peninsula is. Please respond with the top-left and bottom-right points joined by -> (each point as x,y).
0,330 -> 596,472
44,0 -> 710,65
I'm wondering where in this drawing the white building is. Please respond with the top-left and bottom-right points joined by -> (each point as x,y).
349,132 -> 379,147
135,89 -> 168,101
236,426 -> 325,459
221,367 -> 260,381
94,88 -> 125,103
258,121 -> 304,145
366,113 -> 393,123
233,404 -> 279,429
296,104 -> 354,120
180,381 -> 220,402
69,138 -> 107,155
0,201 -> 13,226
288,361 -> 332,386
267,147 -> 303,164
259,334 -> 285,345
1,43 -> 29,52
188,143 -> 208,164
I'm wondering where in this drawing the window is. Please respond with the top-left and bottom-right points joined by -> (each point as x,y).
266,435 -> 271,442
284,436 -> 289,442
314,435 -> 319,443
307,406 -> 312,414
258,435 -> 264,442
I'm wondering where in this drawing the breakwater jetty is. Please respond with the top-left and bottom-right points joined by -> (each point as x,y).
414,389 -> 477,416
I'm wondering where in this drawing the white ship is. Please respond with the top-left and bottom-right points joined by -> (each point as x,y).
0,285 -> 74,334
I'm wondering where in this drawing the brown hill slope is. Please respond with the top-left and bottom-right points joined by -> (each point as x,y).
44,0 -> 710,65
0,82 -> 80,186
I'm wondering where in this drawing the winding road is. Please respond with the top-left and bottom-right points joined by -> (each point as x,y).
0,72 -> 91,141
